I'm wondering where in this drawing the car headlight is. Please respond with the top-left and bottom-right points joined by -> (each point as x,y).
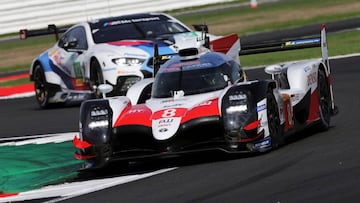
112,58 -> 145,66
226,93 -> 248,114
224,92 -> 250,131
88,106 -> 110,129
88,120 -> 109,129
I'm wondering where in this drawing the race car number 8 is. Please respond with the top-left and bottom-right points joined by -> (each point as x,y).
162,109 -> 176,118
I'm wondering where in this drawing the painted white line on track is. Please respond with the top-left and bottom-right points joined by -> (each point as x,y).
0,132 -> 77,146
0,92 -> 34,100
0,167 -> 177,203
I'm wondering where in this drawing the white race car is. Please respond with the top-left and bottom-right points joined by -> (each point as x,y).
73,26 -> 338,170
25,13 -> 224,108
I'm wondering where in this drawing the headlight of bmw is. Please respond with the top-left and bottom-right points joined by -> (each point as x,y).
112,58 -> 145,66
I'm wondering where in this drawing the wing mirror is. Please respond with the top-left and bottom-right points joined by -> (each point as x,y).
265,64 -> 282,79
97,84 -> 113,98
63,38 -> 78,50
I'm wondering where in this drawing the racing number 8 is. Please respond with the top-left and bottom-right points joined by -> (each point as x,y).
162,109 -> 177,118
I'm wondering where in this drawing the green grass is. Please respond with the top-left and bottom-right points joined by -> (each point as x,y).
177,0 -> 360,35
0,35 -> 54,50
0,78 -> 30,87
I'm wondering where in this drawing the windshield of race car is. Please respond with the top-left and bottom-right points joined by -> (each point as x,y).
152,52 -> 243,98
90,15 -> 190,43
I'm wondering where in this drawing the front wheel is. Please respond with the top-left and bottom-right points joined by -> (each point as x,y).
89,59 -> 104,98
317,70 -> 331,131
266,89 -> 283,149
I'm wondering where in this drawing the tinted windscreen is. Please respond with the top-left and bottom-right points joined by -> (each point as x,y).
91,20 -> 189,43
152,63 -> 233,98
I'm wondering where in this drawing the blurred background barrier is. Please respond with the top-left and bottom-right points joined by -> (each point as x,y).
0,0 -> 232,35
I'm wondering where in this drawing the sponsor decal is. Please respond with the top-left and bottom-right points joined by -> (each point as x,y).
49,49 -> 61,65
285,38 -> 320,46
103,67 -> 117,72
304,66 -> 311,72
161,55 -> 173,60
117,70 -> 138,75
66,93 -> 87,101
198,100 -> 212,106
128,109 -> 145,114
307,72 -> 317,86
229,93 -> 247,101
158,118 -> 174,128
73,61 -> 83,78
124,52 -> 147,58
103,17 -> 161,27
256,104 -> 266,112
163,103 -> 183,108
252,137 -> 271,150
159,128 -> 168,132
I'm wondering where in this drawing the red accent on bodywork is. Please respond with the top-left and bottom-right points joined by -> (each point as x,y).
114,104 -> 152,127
70,78 -> 90,90
307,89 -> 320,122
0,193 -> 18,198
181,98 -> 220,123
74,151 -> 95,160
210,34 -> 239,54
327,74 -> 332,85
244,119 -> 260,131
239,129 -> 264,143
73,136 -> 92,149
108,40 -> 153,46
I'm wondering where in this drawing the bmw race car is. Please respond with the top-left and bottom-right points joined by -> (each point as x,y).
24,13 -> 221,108
73,26 -> 338,170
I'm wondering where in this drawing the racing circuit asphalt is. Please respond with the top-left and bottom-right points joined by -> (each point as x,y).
1,55 -> 360,202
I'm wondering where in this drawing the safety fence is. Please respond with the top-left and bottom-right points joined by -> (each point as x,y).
0,0 -> 231,35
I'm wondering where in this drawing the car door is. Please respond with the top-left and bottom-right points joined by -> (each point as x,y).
57,26 -> 88,88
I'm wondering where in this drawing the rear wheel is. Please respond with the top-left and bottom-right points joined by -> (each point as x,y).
317,70 -> 331,130
266,89 -> 283,149
33,64 -> 59,109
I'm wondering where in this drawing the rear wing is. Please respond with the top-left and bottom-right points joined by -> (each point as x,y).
240,24 -> 329,68
19,24 -> 69,41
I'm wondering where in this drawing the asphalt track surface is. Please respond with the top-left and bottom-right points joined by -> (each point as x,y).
1,55 -> 360,202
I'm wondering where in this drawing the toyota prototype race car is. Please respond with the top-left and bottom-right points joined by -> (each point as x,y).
22,13 -> 221,109
73,25 -> 338,170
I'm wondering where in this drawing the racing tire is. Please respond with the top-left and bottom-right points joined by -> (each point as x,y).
33,64 -> 59,109
317,70 -> 331,131
90,59 -> 104,98
266,89 -> 283,149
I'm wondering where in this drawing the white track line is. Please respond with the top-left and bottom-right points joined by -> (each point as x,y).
0,168 -> 177,203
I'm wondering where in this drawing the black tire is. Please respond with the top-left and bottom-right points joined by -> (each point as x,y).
89,59 -> 104,98
266,89 -> 283,149
317,70 -> 331,131
33,64 -> 59,109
